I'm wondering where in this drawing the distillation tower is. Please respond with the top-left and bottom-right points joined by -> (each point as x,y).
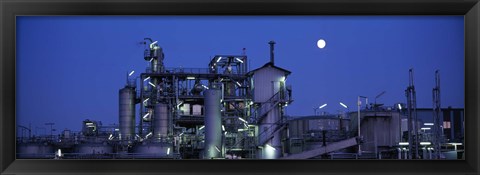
117,38 -> 293,159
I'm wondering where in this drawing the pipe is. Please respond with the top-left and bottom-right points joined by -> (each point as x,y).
204,88 -> 223,159
268,41 -> 276,65
397,148 -> 402,159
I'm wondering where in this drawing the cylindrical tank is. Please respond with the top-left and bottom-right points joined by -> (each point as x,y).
17,142 -> 54,159
204,88 -> 223,159
154,103 -> 169,139
360,112 -> 401,153
119,87 -> 136,140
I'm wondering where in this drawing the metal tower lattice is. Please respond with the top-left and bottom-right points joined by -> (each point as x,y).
432,70 -> 442,159
405,68 -> 419,159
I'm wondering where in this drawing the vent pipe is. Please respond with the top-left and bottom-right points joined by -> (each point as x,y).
269,41 -> 276,65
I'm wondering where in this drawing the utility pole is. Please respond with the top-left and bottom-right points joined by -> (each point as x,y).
357,96 -> 368,157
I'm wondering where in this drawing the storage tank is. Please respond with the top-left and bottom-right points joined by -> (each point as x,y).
359,111 -> 402,153
154,103 -> 169,139
119,87 -> 136,140
204,88 -> 223,159
17,142 -> 54,159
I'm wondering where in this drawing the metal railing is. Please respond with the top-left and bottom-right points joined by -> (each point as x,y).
146,66 -> 246,75
253,90 -> 289,123
146,66 -> 211,74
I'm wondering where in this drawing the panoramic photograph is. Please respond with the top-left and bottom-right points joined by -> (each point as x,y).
16,16 -> 464,159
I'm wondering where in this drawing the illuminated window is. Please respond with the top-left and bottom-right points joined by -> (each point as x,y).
443,121 -> 451,129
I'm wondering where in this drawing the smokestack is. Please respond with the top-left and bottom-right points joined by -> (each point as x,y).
269,41 -> 276,65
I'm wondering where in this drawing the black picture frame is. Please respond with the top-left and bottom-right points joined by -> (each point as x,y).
1,0 -> 479,174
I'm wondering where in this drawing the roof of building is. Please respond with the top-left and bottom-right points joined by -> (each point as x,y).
247,62 -> 291,76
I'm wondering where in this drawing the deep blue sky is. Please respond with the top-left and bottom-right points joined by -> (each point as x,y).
17,16 -> 464,132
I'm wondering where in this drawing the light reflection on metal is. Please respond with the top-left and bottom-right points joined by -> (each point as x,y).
238,117 -> 248,123
420,142 -> 431,145
143,113 -> 150,119
149,82 -> 156,87
266,144 -> 276,150
235,58 -> 244,63
149,41 -> 158,49
319,104 -> 327,109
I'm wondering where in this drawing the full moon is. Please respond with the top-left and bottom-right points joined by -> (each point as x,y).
317,39 -> 326,49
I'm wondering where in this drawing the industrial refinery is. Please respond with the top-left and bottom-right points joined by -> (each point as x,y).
16,38 -> 464,160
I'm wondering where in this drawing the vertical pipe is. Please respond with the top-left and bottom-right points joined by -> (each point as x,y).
172,76 -> 178,134
398,148 -> 402,159
374,121 -> 377,158
204,88 -> 223,159
399,110 -> 402,145
357,96 -> 361,156
139,75 -> 144,136
268,41 -> 276,65
450,110 -> 454,143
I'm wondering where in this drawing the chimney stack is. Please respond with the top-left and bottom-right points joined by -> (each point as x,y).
269,41 -> 276,65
